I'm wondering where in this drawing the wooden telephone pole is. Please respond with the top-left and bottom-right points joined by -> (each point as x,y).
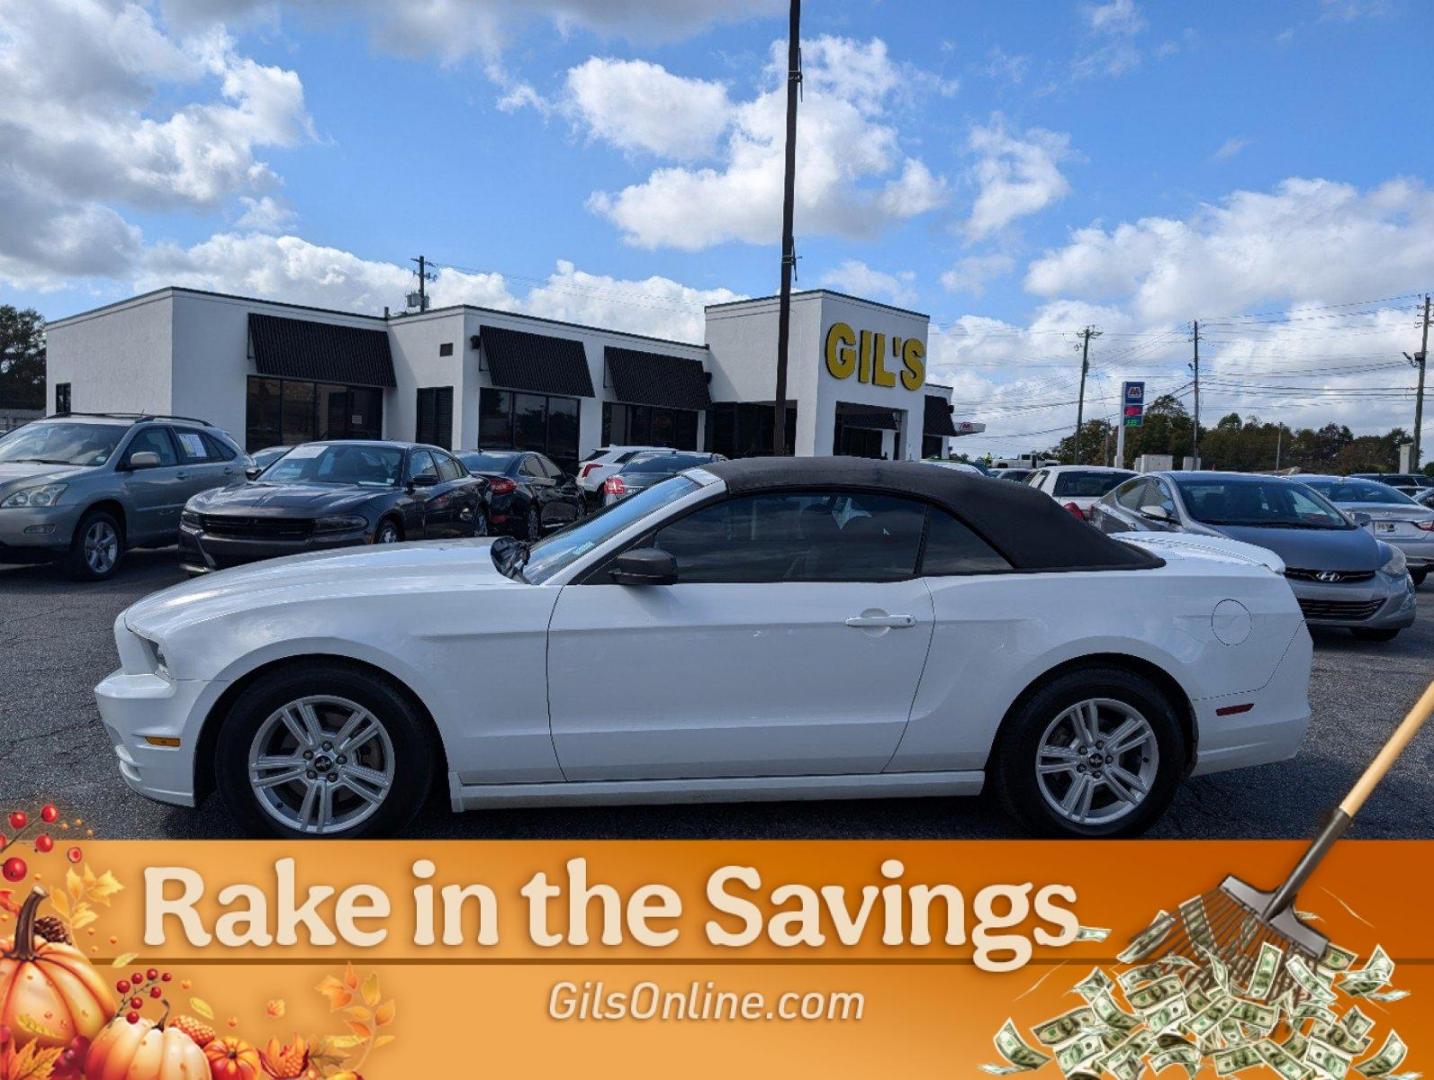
771,0 -> 801,456
1072,326 -> 1100,464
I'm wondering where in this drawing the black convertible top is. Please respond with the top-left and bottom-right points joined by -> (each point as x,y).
702,457 -> 1160,572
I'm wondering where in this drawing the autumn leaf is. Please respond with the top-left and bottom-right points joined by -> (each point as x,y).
373,1000 -> 395,1027
47,892 -> 69,920
65,869 -> 83,904
110,952 -> 138,968
1,1041 -> 64,1080
360,972 -> 381,1008
316,975 -> 353,1011
266,999 -> 286,1019
342,963 -> 359,990
342,1006 -> 371,1025
70,908 -> 98,931
344,1020 -> 372,1040
190,997 -> 215,1020
373,1034 -> 396,1050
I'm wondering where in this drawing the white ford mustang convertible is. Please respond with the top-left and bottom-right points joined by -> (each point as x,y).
96,458 -> 1312,839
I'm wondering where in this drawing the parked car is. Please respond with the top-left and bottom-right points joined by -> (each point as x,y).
1299,476 -> 1434,587
248,445 -> 292,475
98,457 -> 1312,840
0,412 -> 248,581
457,449 -> 585,538
576,446 -> 668,504
1349,473 -> 1434,499
991,468 -> 1034,483
1417,488 -> 1434,510
922,460 -> 986,476
1027,465 -> 1138,519
1091,471 -> 1415,641
602,450 -> 727,505
179,441 -> 487,574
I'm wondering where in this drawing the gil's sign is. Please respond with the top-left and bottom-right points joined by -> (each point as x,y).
824,323 -> 925,392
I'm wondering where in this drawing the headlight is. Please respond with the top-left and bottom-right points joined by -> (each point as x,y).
181,510 -> 201,528
0,482 -> 67,509
137,636 -> 170,679
315,514 -> 368,533
1380,546 -> 1407,577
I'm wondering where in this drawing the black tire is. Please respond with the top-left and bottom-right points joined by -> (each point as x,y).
214,662 -> 436,838
64,508 -> 124,581
472,505 -> 489,537
991,666 -> 1185,839
524,503 -> 542,540
1351,627 -> 1400,642
374,518 -> 402,544
1410,569 -> 1427,588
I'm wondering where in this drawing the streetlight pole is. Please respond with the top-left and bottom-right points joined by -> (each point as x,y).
771,0 -> 801,456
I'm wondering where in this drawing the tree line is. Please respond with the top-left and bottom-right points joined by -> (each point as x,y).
0,305 -> 46,411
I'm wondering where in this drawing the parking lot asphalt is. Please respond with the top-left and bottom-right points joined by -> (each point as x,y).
1,547 -> 1431,840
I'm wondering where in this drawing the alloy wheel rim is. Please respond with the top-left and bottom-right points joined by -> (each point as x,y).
84,521 -> 118,574
247,695 -> 395,835
377,524 -> 398,543
1034,697 -> 1159,826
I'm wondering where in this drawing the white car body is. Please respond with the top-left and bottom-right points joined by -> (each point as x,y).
576,446 -> 669,495
97,467 -> 1312,826
1028,465 -> 1139,517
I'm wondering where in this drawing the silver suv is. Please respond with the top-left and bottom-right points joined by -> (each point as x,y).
0,413 -> 249,581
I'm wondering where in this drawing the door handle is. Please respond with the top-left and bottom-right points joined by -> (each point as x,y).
176,471 -> 189,480
844,613 -> 916,629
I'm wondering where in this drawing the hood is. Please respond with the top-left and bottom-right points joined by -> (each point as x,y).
1208,523 -> 1381,571
0,461 -> 95,487
124,538 -> 516,638
188,481 -> 387,515
1113,531 -> 1285,573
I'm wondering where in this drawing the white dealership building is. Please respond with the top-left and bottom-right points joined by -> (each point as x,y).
45,286 -> 975,472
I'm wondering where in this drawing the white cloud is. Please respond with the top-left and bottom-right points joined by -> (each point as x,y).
1074,0 -> 1146,79
964,116 -> 1074,240
940,253 -> 1016,295
1024,177 -> 1434,324
135,233 -> 738,341
819,260 -> 917,307
978,46 -> 1029,84
234,195 -> 296,232
1084,0 -> 1145,36
564,58 -> 731,160
1212,136 -> 1252,161
586,36 -> 949,250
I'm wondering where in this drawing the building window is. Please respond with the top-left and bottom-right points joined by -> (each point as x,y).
246,376 -> 382,451
706,402 -> 796,458
415,386 -> 454,448
922,435 -> 945,459
602,402 -> 699,450
478,387 -> 581,473
54,383 -> 71,416
438,342 -> 454,357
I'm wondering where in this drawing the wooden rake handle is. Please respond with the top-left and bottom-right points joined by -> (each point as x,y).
1266,676 -> 1434,919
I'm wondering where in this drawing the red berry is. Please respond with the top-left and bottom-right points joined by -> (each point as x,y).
149,986 -> 162,999
129,997 -> 143,1010
40,805 -> 58,824
66,846 -> 82,864
35,834 -> 53,853
126,1012 -> 139,1025
116,980 -> 130,994
131,972 -> 143,986
2,857 -> 26,882
161,972 -> 172,982
8,812 -> 26,831
146,968 -> 158,981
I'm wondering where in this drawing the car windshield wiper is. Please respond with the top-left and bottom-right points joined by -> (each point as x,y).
3,457 -> 73,465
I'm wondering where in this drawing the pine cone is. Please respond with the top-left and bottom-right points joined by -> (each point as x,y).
33,915 -> 70,944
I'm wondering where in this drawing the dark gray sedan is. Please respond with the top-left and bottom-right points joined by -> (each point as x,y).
602,450 -> 726,505
1090,471 -> 1416,641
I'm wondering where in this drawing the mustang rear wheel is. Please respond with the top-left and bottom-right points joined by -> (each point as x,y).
992,667 -> 1184,838
215,663 -> 435,838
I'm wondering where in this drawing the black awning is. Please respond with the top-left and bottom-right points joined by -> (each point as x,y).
248,313 -> 396,388
836,403 -> 901,430
604,347 -> 711,411
479,325 -> 595,397
924,394 -> 958,437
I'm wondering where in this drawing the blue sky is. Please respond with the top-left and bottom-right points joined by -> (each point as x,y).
3,0 -> 1431,454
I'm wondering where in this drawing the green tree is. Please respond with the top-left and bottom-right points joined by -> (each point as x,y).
0,306 -> 46,411
1049,418 -> 1116,465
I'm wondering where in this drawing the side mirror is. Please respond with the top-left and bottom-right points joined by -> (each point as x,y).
1138,504 -> 1172,523
610,547 -> 678,586
245,465 -> 263,480
409,473 -> 438,488
1351,511 -> 1373,527
124,450 -> 162,470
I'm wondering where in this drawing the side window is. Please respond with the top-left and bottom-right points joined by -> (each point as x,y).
173,428 -> 214,464
1150,479 -> 1177,514
520,456 -> 545,479
1115,478 -> 1149,510
646,490 -> 924,584
123,427 -> 177,467
200,432 -> 238,461
1028,470 -> 1048,490
436,453 -> 463,482
920,509 -> 1011,575
538,455 -> 564,479
409,450 -> 438,483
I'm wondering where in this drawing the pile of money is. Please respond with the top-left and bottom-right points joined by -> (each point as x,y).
983,907 -> 1415,1080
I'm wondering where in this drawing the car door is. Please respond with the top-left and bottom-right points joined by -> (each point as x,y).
1093,478 -> 1150,533
546,489 -> 936,781
537,453 -> 583,526
405,450 -> 442,538
171,427 -> 234,502
519,454 -> 556,526
427,451 -> 474,538
116,426 -> 187,542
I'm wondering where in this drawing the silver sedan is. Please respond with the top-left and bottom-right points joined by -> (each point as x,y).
1300,476 -> 1434,588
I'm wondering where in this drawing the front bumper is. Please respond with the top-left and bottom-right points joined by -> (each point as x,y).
0,503 -> 85,557
179,521 -> 368,572
1288,574 -> 1416,630
94,669 -> 216,807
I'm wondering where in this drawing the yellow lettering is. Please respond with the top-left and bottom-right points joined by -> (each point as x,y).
900,338 -> 926,391
824,323 -> 856,379
858,330 -> 874,383
872,333 -> 896,388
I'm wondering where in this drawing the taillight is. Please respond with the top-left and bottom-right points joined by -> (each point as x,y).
605,476 -> 627,496
580,463 -> 599,479
489,477 -> 516,495
1417,520 -> 1434,532
1063,501 -> 1086,520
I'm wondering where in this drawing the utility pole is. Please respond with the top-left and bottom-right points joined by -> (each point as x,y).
1406,294 -> 1430,469
1274,422 -> 1283,471
1072,326 -> 1100,464
410,255 -> 435,312
771,0 -> 801,456
1190,320 -> 1201,470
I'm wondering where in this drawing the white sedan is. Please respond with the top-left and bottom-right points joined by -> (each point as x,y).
95,458 -> 1312,840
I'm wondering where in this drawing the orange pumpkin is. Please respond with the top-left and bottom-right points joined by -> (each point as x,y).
0,888 -> 115,1050
85,1014 -> 209,1080
204,1036 -> 262,1080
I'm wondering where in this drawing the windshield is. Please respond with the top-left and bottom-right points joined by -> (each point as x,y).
460,452 -> 518,473
0,421 -> 128,466
624,453 -> 710,473
521,476 -> 701,584
1303,479 -> 1417,506
1174,478 -> 1350,529
260,443 -> 403,487
1053,470 -> 1135,497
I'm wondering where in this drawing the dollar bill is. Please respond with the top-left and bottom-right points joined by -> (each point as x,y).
1200,945 -> 1233,993
1151,1044 -> 1200,1078
1260,1039 -> 1313,1080
985,1019 -> 1054,1074
1288,955 -> 1339,1005
1074,968 -> 1115,1002
1295,1001 -> 1340,1028
1340,947 -> 1394,997
1228,999 -> 1279,1033
1188,997 -> 1237,1038
1355,1032 -> 1407,1078
1033,1007 -> 1098,1047
1179,895 -> 1217,952
1128,975 -> 1185,1014
1307,1037 -> 1354,1079
1320,943 -> 1358,973
1186,985 -> 1212,1015
1214,1044 -> 1264,1076
1312,1021 -> 1373,1057
1076,925 -> 1112,942
1342,1008 -> 1376,1040
1118,911 -> 1176,965
1284,1031 -> 1310,1059
1362,989 -> 1409,1004
1091,991 -> 1141,1034
1119,963 -> 1170,992
1146,997 -> 1191,1034
1246,941 -> 1285,1001
1056,1033 -> 1107,1075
